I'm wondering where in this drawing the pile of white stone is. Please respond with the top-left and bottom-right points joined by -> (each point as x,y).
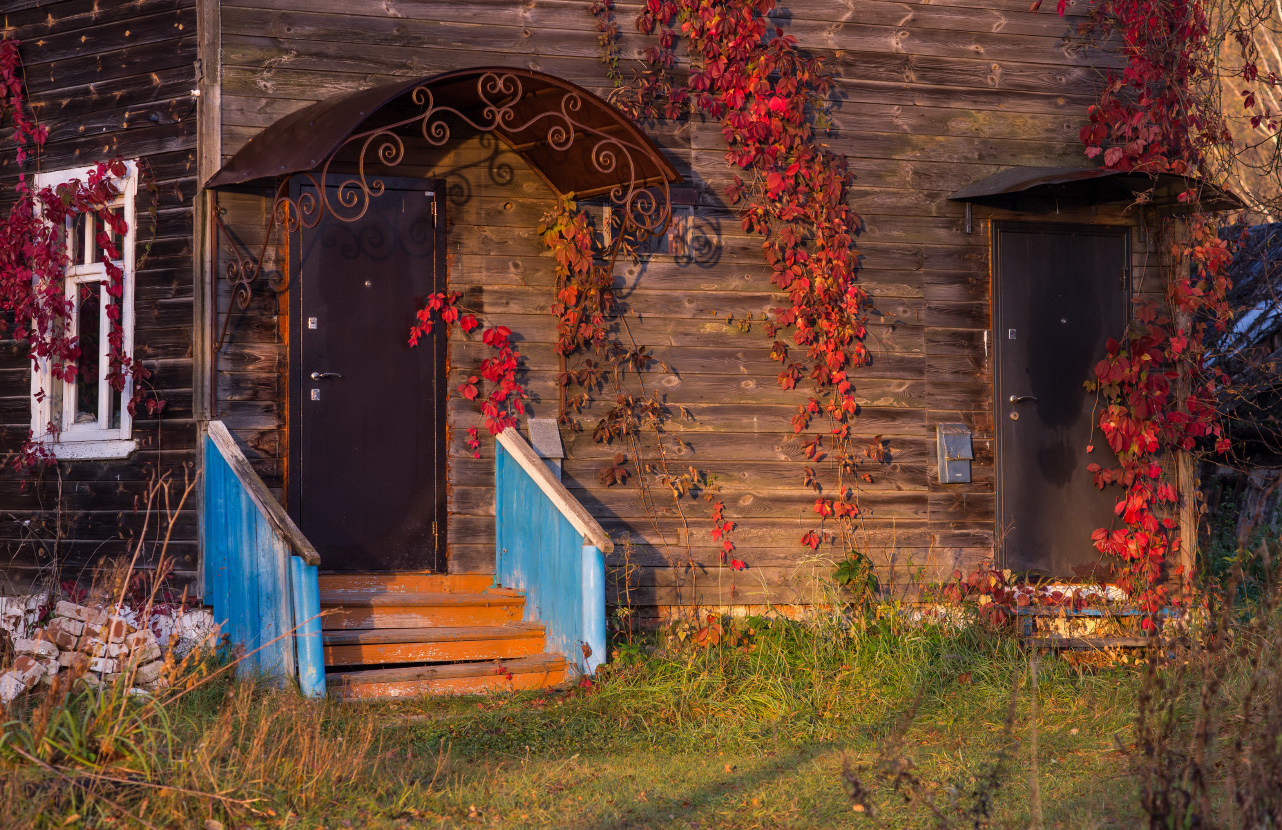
0,600 -> 218,705
0,594 -> 45,640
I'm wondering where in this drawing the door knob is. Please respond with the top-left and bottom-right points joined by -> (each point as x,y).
310,372 -> 343,380
1008,394 -> 1037,403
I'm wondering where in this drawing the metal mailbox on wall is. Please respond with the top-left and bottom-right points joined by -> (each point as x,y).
936,423 -> 973,484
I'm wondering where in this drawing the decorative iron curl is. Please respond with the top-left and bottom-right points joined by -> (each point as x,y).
213,200 -> 276,351
267,72 -> 672,247
219,72 -> 675,354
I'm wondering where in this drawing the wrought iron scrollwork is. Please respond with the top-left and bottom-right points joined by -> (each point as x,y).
271,71 -> 672,251
216,71 -> 675,351
212,201 -> 279,351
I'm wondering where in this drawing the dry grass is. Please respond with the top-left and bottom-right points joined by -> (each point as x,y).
0,615 -> 1147,829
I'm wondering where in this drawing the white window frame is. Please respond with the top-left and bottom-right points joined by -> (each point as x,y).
29,161 -> 139,460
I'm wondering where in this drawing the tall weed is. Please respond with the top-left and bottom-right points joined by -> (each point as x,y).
0,681 -> 174,773
1132,539 -> 1282,827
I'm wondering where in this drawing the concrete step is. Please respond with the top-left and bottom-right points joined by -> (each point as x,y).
327,653 -> 568,700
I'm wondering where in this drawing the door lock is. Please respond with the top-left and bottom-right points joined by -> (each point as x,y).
1008,395 -> 1038,403
310,371 -> 343,380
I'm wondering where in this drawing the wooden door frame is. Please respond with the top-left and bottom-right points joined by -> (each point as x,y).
990,220 -> 1132,572
285,174 -> 449,571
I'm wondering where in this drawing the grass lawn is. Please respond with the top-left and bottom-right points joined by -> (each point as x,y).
1,618 -> 1145,829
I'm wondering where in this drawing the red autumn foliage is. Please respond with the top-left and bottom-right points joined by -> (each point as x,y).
0,39 -> 152,468
408,291 -> 528,441
626,0 -> 879,557
939,566 -> 1094,628
710,500 -> 736,561
1045,0 -> 1240,622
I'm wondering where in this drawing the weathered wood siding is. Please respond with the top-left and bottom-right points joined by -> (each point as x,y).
214,0 -> 1151,620
0,0 -> 200,591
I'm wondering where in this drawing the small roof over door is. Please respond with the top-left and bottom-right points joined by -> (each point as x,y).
949,166 -> 1242,213
204,67 -> 682,199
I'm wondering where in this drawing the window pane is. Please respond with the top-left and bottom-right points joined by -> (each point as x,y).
65,214 -> 86,264
110,384 -> 122,430
74,282 -> 102,425
83,211 -> 124,264
103,207 -> 124,262
76,213 -> 91,264
106,288 -> 122,431
54,217 -> 70,264
86,214 -> 102,264
49,375 -> 64,434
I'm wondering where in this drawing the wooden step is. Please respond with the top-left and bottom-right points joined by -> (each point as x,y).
323,623 -> 545,667
327,653 -> 568,700
318,590 -> 524,630
317,572 -> 494,595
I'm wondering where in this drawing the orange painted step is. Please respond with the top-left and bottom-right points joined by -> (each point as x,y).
323,623 -> 545,667
317,572 -> 494,595
327,654 -> 568,700
319,591 -> 525,630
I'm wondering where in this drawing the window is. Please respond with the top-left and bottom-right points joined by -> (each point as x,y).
29,162 -> 138,460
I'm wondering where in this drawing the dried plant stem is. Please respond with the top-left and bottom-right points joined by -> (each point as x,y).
8,745 -> 164,830
1027,653 -> 1043,830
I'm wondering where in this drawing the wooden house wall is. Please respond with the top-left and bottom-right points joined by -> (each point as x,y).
213,0 -> 1152,620
0,0 -> 200,593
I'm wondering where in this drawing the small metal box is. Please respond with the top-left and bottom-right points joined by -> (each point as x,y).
936,423 -> 973,484
527,418 -> 565,479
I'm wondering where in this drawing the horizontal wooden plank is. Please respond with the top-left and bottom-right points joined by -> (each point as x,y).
19,9 -> 194,69
0,539 -> 199,571
4,0 -> 192,40
220,4 -> 1107,71
221,0 -> 1093,38
29,64 -> 198,125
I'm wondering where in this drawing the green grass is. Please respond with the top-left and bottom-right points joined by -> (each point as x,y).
1,616 -> 1145,829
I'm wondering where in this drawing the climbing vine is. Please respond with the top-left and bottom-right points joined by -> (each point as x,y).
0,39 -> 152,469
415,0 -> 1256,614
539,195 -> 735,568
609,0 -> 1252,609
628,0 -> 879,562
1055,0 -> 1250,618
407,291 -> 527,442
576,0 -> 897,583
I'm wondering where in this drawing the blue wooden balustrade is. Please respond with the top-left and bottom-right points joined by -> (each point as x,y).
202,420 -> 326,697
495,427 -> 611,676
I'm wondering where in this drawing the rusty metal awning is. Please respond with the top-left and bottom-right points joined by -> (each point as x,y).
949,166 -> 1243,213
204,67 -> 682,199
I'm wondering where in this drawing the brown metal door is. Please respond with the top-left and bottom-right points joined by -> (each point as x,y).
289,178 -> 446,571
993,223 -> 1128,577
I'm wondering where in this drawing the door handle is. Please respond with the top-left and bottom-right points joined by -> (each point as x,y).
1009,395 -> 1037,403
310,372 -> 343,380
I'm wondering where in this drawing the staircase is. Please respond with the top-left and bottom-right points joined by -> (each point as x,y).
203,423 -> 608,701
319,572 -> 569,700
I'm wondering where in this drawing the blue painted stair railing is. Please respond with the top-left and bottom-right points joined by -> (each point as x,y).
495,427 -> 611,676
202,420 -> 326,697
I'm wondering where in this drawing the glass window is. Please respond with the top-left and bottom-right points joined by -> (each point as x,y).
29,162 -> 138,460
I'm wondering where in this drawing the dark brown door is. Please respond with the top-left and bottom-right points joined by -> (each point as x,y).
289,178 -> 446,571
993,223 -> 1128,577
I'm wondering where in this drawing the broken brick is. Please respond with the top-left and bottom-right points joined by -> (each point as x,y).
13,655 -> 45,687
54,601 -> 87,621
13,637 -> 58,659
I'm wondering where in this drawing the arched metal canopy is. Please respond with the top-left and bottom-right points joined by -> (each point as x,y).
206,68 -> 682,352
949,166 -> 1242,213
204,67 -> 682,201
